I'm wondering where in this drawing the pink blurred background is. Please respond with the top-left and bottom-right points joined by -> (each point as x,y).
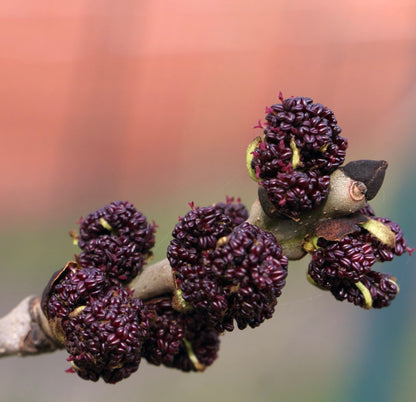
0,1 -> 415,402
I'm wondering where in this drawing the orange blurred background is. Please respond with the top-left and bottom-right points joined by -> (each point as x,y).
0,1 -> 415,402
1,0 -> 415,222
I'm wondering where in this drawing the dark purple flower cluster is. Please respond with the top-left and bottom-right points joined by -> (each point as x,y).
64,288 -> 150,384
43,199 -> 250,382
168,204 -> 234,269
42,261 -> 151,383
330,271 -> 399,309
308,215 -> 412,309
175,203 -> 233,247
142,298 -> 220,371
206,222 -> 288,330
261,170 -> 330,218
168,202 -> 288,331
77,201 -> 156,283
78,235 -> 144,283
214,196 -> 249,227
41,201 -> 158,383
308,237 -> 376,287
364,217 -> 412,262
78,201 -> 155,251
45,265 -> 114,319
250,94 -> 348,219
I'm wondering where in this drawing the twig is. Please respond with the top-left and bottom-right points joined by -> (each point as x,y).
0,164 -> 378,358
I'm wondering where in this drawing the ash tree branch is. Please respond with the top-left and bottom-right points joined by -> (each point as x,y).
0,162 -> 384,358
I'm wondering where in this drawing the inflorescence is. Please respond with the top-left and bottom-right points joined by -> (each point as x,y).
43,201 -> 157,383
247,93 -> 412,310
168,202 -> 288,332
43,197 -> 268,383
40,95 -> 412,384
77,200 -> 156,283
248,93 -> 348,219
307,208 -> 413,308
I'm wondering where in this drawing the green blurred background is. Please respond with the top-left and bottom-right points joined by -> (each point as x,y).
0,1 -> 415,401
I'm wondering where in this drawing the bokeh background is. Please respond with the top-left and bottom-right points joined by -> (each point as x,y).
0,1 -> 415,401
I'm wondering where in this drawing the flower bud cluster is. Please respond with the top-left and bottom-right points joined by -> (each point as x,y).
77,201 -> 156,283
64,288 -> 150,383
142,297 -> 220,371
45,266 -> 115,319
308,210 -> 412,309
43,199 -> 252,382
249,94 -> 348,219
214,196 -> 249,227
42,201 -> 156,383
140,198 -> 248,371
168,201 -> 288,331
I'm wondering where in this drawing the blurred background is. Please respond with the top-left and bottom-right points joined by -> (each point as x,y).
0,1 -> 415,401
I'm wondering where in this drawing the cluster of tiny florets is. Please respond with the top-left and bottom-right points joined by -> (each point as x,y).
41,201 -> 158,383
168,201 -> 288,331
207,222 -> 288,330
142,298 -> 220,371
168,205 -> 234,270
214,196 -> 249,227
44,264 -> 150,383
364,217 -> 411,262
174,204 -> 233,251
308,212 -> 412,309
78,235 -> 145,283
45,266 -> 114,319
263,94 -> 347,173
261,170 -> 330,218
64,288 -> 150,383
44,199 -> 251,382
308,236 -> 376,287
77,201 -> 156,283
78,201 -> 155,251
330,271 -> 399,309
250,94 -> 348,219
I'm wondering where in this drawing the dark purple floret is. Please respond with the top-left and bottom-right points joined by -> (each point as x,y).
172,205 -> 233,249
46,265 -> 114,319
358,204 -> 376,217
170,217 -> 288,331
78,201 -> 156,254
174,326 -> 220,372
207,222 -> 288,329
214,196 -> 249,227
251,139 -> 293,179
251,95 -> 347,219
364,217 -> 414,262
173,264 -> 229,329
168,205 -> 233,269
307,216 -> 412,309
142,298 -> 184,367
261,170 -> 330,219
63,287 -> 150,384
263,95 -> 347,172
308,235 -> 376,287
78,235 -> 145,283
364,271 -> 399,308
330,271 -> 399,309
143,298 -> 220,371
328,278 -> 364,307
